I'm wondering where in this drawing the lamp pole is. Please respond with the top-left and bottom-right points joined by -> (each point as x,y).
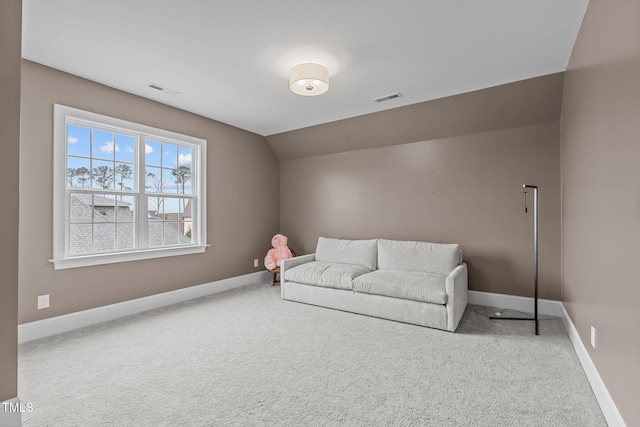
491,184 -> 539,335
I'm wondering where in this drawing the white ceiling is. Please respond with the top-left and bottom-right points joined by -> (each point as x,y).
22,0 -> 589,136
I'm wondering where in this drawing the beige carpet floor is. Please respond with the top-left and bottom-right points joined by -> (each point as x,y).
18,282 -> 607,426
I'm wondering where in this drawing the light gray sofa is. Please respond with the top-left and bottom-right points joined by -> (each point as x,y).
280,237 -> 468,332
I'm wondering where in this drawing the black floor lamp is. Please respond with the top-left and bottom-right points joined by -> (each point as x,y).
491,184 -> 539,335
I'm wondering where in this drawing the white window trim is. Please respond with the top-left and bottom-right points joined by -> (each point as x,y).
52,104 -> 207,270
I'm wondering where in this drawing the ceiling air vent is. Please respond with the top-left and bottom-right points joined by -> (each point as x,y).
147,83 -> 180,96
373,92 -> 403,103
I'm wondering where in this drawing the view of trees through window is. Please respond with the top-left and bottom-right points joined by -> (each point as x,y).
66,122 -> 194,254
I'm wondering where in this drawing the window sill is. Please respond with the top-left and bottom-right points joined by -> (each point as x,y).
50,245 -> 208,270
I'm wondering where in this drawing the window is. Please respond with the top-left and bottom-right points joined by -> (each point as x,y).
52,104 -> 207,269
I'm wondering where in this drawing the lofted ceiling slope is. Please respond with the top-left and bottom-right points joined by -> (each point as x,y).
267,73 -> 565,161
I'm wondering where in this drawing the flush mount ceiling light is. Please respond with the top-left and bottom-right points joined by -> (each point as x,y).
289,63 -> 329,96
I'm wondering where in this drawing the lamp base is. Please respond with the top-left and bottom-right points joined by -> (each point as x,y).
490,316 -> 539,335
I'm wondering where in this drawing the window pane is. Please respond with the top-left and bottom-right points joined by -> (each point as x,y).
67,156 -> 92,188
148,221 -> 163,247
145,140 -> 162,167
69,224 -> 92,255
67,124 -> 90,157
148,197 -> 163,219
145,166 -> 162,193
165,222 -> 190,246
92,161 -> 115,190
164,197 -> 179,217
93,223 -> 115,252
92,129 -> 115,160
183,224 -> 193,243
173,166 -> 192,195
163,143 -> 178,169
116,223 -> 134,250
116,196 -> 135,222
178,146 -> 192,167
164,197 -> 190,216
92,194 -> 116,222
115,134 -> 135,163
69,193 -> 93,223
164,222 -> 181,245
177,226 -> 191,244
183,200 -> 192,220
162,168 -> 177,193
114,163 -> 134,192
144,197 -> 193,248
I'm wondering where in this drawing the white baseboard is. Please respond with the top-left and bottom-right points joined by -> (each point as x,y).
0,397 -> 22,427
468,290 -> 563,317
18,271 -> 270,344
560,305 -> 627,427
468,290 -> 626,427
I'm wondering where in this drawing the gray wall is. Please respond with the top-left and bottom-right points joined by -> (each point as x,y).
0,0 -> 21,404
280,122 -> 561,299
19,61 -> 280,323
561,0 -> 640,425
271,75 -> 564,299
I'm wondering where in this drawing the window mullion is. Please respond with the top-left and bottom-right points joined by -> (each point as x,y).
138,135 -> 148,249
64,188 -> 71,257
190,147 -> 199,246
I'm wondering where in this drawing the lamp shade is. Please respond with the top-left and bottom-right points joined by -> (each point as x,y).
289,63 -> 329,96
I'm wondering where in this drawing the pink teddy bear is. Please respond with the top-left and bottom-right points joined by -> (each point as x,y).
264,233 -> 293,270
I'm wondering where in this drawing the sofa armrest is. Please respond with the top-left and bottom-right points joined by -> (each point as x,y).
281,254 -> 316,299
445,263 -> 468,332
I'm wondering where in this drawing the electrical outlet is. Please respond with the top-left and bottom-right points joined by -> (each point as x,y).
254,259 -> 259,268
38,294 -> 50,310
591,326 -> 596,348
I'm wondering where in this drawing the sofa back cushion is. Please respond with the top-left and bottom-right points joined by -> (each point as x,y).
377,239 -> 461,275
315,237 -> 378,270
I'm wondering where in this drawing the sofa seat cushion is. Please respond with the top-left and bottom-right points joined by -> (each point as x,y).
284,261 -> 372,290
352,270 -> 448,304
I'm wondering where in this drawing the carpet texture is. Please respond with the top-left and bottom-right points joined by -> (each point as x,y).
19,283 -> 607,426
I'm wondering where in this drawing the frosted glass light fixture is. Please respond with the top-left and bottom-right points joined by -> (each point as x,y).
289,63 -> 329,96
